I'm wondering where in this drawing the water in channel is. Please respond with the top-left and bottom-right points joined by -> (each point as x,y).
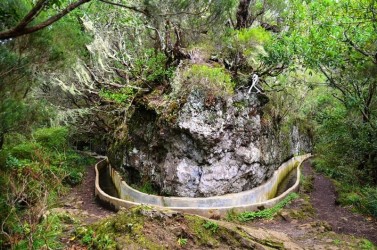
99,166 -> 120,198
275,168 -> 298,197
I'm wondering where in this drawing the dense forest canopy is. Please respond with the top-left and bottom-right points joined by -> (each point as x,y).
1,0 -> 377,248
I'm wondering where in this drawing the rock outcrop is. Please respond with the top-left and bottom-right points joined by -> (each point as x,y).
119,89 -> 311,197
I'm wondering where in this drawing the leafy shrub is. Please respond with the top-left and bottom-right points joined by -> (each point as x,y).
5,154 -> 23,169
133,49 -> 174,83
33,127 -> 69,150
359,239 -> 375,250
220,27 -> 272,73
8,142 -> 41,160
237,193 -> 299,222
13,214 -> 63,250
3,133 -> 27,147
234,27 -> 271,45
202,221 -> 219,234
63,169 -> 84,186
76,226 -> 116,249
0,125 -> 95,247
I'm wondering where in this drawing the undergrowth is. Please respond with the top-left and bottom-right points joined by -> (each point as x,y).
0,127 -> 95,248
233,193 -> 299,222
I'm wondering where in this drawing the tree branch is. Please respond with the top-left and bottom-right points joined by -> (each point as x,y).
0,0 -> 91,40
14,0 -> 49,30
98,0 -> 148,16
343,31 -> 376,63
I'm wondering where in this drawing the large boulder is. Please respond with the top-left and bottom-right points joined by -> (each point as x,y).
119,89 -> 311,197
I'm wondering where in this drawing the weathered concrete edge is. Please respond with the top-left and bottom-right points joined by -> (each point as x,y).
95,154 -> 312,218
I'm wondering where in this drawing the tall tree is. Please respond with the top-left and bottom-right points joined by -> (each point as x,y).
276,0 -> 377,182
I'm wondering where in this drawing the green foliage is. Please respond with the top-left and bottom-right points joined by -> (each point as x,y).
311,87 -> 377,217
131,182 -> 158,195
359,239 -> 376,250
99,87 -> 136,104
133,49 -> 174,84
231,27 -> 271,48
237,193 -> 299,222
13,213 -> 64,250
0,0 -> 30,29
6,142 -> 41,161
333,182 -> 377,218
177,237 -> 188,247
181,64 -> 235,96
218,26 -> 273,78
76,226 -> 116,249
33,126 -> 69,150
202,221 -> 219,234
261,0 -> 377,218
0,128 -> 94,247
0,99 -> 45,141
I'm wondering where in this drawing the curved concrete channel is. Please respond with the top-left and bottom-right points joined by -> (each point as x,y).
95,154 -> 311,218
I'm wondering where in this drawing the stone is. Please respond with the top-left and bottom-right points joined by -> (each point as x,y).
119,89 -> 312,197
279,211 -> 292,222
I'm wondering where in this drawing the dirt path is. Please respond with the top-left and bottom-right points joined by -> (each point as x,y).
250,159 -> 377,248
59,163 -> 115,224
302,159 -> 377,244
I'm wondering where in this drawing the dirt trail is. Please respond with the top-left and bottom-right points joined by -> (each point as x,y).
59,163 -> 115,224
251,159 -> 377,247
302,159 -> 377,243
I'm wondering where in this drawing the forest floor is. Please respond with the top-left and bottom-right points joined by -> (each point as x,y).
54,159 -> 377,249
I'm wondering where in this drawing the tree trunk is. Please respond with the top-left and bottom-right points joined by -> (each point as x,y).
236,0 -> 252,30
0,132 -> 4,151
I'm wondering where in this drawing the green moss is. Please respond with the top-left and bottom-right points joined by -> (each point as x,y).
186,215 -> 220,247
288,194 -> 315,219
84,206 -> 164,250
99,87 -> 136,104
359,239 -> 376,250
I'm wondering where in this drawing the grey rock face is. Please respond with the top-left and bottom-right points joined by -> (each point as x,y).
122,90 -> 312,197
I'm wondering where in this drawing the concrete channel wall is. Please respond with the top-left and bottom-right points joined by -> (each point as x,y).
95,154 -> 311,218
